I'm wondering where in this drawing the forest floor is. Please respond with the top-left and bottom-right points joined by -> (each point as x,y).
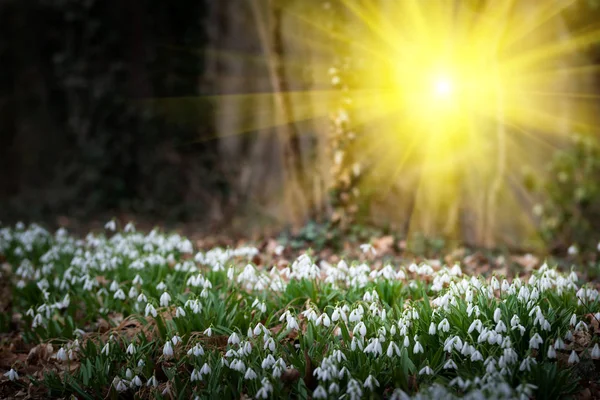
1,222 -> 600,399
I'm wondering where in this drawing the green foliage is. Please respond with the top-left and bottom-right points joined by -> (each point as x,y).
1,222 -> 598,399
526,133 -> 600,253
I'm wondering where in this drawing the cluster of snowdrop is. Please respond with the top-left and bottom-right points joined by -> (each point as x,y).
1,222 -> 600,399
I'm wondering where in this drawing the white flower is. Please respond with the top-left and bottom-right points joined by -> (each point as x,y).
244,368 -> 258,380
428,322 -> 437,335
419,366 -> 434,375
156,281 -> 167,291
554,338 -> 566,350
568,350 -> 580,364
359,243 -> 377,255
131,375 -> 142,387
493,308 -> 502,323
387,342 -> 401,358
4,369 -> 18,381
188,343 -> 205,357
363,375 -> 379,390
114,378 -> 128,392
137,293 -> 147,303
519,356 -> 537,372
228,332 -> 240,345
55,347 -> 68,362
104,220 -> 116,231
126,343 -> 136,355
413,341 -> 424,354
171,335 -> 182,346
176,307 -> 186,318
443,359 -> 457,369
101,343 -> 110,356
438,318 -> 450,333
570,314 -> 577,327
159,292 -> 171,307
592,344 -> 600,359
146,375 -> 158,387
471,350 -> 483,362
163,341 -> 174,359
145,303 -> 157,318
313,385 -> 328,399
204,327 -> 213,337
529,333 -> 543,350
547,345 -> 556,359
191,368 -> 201,382
200,363 -> 211,375
124,222 -> 135,232
568,245 -> 578,255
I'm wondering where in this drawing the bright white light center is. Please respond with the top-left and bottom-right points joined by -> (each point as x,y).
433,77 -> 453,98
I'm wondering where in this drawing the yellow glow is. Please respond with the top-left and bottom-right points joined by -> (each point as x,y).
154,1 -> 600,244
433,76 -> 453,99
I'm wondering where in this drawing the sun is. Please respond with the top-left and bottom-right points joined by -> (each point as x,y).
432,76 -> 454,99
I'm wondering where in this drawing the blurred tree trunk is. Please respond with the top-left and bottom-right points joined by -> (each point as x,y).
250,0 -> 308,227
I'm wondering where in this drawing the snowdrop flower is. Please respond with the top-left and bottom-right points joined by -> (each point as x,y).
159,292 -> 171,307
113,289 -> 126,300
419,366 -> 434,375
200,363 -> 211,375
570,314 -> 577,327
187,343 -> 205,357
493,308 -> 502,323
353,322 -> 367,337
144,303 -> 157,318
137,293 -> 147,303
204,327 -> 212,337
438,318 -> 450,333
171,335 -> 182,346
576,321 -> 588,331
175,306 -> 186,318
228,332 -> 240,345
113,377 -> 128,392
403,336 -> 410,348
568,350 -> 580,364
126,343 -> 136,355
568,245 -> 578,255
316,313 -> 331,327
443,359 -> 457,369
130,375 -> 142,387
363,375 -> 379,390
554,338 -> 566,350
101,343 -> 110,356
529,333 -> 543,350
313,385 -> 328,399
364,338 -> 383,357
547,345 -> 556,359
4,369 -> 18,381
428,322 -> 437,335
125,368 -> 133,379
146,375 -> 158,387
264,337 -> 276,352
413,341 -> 424,354
359,243 -> 376,255
56,347 -> 68,361
191,368 -> 201,382
104,220 -> 116,231
387,342 -> 401,358
244,368 -> 258,380
591,344 -> 600,359
468,319 -> 482,334
390,389 -> 411,400
471,350 -> 483,362
163,341 -> 174,359
519,356 -> 536,372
